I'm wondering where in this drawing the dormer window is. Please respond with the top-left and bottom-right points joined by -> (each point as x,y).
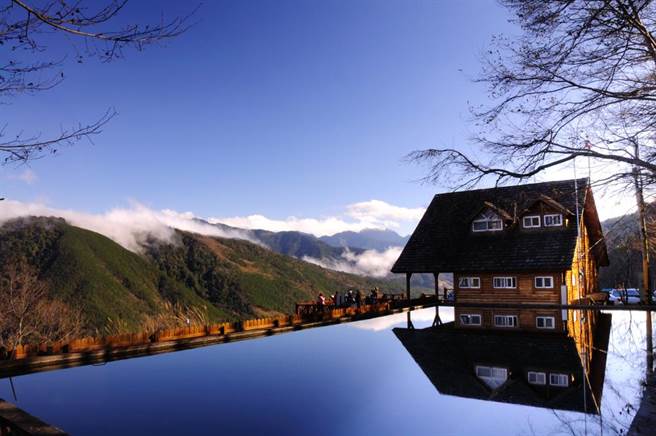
472,210 -> 503,232
544,214 -> 563,227
522,215 -> 541,228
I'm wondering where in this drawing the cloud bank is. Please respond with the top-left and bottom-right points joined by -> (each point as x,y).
0,200 -> 257,252
303,246 -> 402,278
211,200 -> 424,237
0,199 -> 419,279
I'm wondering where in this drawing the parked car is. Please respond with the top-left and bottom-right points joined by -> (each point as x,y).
609,289 -> 642,305
625,289 -> 642,304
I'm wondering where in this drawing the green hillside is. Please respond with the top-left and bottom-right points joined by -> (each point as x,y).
0,218 -> 395,334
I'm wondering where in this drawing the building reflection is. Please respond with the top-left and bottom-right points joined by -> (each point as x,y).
394,309 -> 611,414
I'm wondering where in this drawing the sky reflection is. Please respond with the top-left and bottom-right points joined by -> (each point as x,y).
0,308 -> 651,435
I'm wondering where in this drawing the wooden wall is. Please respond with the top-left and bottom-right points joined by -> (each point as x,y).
453,272 -> 565,331
454,307 -> 564,332
454,272 -> 564,304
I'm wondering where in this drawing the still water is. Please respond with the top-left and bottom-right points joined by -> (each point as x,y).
0,308 -> 652,435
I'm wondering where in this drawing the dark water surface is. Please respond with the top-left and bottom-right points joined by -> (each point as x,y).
0,308 -> 651,435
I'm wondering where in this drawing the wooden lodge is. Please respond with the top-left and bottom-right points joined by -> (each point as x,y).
392,178 -> 609,333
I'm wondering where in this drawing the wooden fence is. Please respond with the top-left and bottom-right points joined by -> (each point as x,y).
4,302 -> 396,361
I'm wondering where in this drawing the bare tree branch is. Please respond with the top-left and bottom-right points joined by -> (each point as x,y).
0,1 -> 196,164
413,1 -> 656,192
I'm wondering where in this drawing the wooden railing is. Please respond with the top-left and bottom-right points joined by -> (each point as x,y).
3,302 -> 399,361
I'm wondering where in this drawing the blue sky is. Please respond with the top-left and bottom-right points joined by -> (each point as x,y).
2,0 -> 518,236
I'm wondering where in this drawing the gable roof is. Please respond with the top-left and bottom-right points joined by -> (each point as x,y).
392,178 -> 608,273
393,317 -> 611,414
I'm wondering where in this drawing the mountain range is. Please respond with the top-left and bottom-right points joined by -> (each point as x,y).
204,220 -> 445,286
0,217 -> 394,335
319,229 -> 410,251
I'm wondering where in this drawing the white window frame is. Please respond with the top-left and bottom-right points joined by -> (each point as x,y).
493,277 -> 517,289
471,210 -> 503,233
528,371 -> 546,385
458,277 -> 480,289
472,219 -> 503,232
544,214 -> 563,227
534,276 -> 554,289
494,315 -> 518,328
549,373 -> 569,387
475,366 -> 508,382
459,314 -> 482,326
523,215 -> 541,228
536,316 -> 555,329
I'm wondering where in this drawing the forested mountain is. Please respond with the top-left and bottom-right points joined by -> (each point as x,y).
598,209 -> 656,290
0,218 -> 391,335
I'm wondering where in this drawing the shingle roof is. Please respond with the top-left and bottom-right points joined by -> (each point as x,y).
392,178 -> 607,273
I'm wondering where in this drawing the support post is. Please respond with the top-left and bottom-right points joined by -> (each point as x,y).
406,273 -> 412,302
433,272 -> 442,327
406,273 -> 414,329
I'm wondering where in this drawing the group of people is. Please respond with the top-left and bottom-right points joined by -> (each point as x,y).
317,288 -> 383,309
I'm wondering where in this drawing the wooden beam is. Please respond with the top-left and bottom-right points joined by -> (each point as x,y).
433,272 -> 442,326
406,273 -> 414,329
440,302 -> 656,311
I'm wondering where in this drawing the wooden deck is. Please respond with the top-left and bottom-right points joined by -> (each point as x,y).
0,298 -> 439,379
0,399 -> 67,435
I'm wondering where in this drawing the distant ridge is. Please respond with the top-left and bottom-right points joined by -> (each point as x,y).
320,229 -> 409,251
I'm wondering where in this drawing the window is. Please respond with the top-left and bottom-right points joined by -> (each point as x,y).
460,314 -> 482,326
536,316 -> 555,329
549,373 -> 569,387
544,214 -> 563,227
472,210 -> 503,232
494,315 -> 518,328
523,215 -> 541,228
534,276 -> 554,288
475,366 -> 508,389
493,277 -> 516,288
528,371 -> 546,385
458,277 -> 480,288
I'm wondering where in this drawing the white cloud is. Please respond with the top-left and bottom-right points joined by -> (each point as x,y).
346,200 -> 425,227
0,200 -> 258,252
303,246 -> 403,278
0,199 -> 421,279
8,169 -> 38,185
211,200 -> 425,237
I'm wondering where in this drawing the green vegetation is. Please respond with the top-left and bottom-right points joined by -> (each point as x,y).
0,218 -> 396,335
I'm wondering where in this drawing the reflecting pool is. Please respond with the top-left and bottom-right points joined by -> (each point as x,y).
0,308 -> 652,435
